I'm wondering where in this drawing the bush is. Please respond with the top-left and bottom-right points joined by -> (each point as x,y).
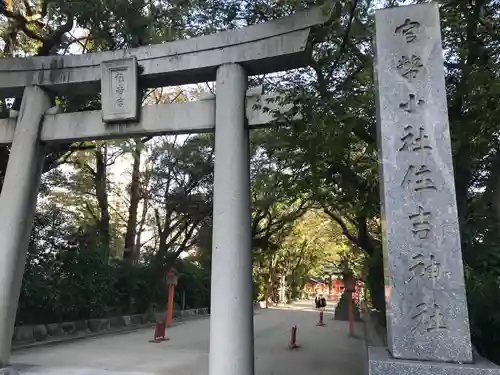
17,242 -> 210,325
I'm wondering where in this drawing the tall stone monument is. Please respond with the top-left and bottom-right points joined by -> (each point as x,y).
369,3 -> 500,374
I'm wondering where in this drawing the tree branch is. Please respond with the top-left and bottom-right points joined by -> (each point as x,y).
323,207 -> 360,246
326,0 -> 360,81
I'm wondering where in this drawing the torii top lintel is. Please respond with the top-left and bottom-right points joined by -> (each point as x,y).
0,4 -> 334,97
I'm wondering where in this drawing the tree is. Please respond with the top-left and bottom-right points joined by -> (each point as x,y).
276,209 -> 348,300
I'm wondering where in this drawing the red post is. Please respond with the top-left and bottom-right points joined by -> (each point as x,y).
166,283 -> 175,326
316,310 -> 326,327
165,269 -> 178,326
288,325 -> 299,349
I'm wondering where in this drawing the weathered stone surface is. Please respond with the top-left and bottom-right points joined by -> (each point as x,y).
101,57 -> 138,123
87,319 -> 99,333
368,347 -> 500,375
0,92 -> 292,146
0,366 -> 18,374
87,319 -> 108,333
0,86 -> 51,363
374,3 -> 472,363
74,320 -> 88,333
109,317 -> 124,329
363,310 -> 388,348
61,322 -> 76,335
141,313 -> 151,324
0,4 -> 334,97
33,325 -> 48,341
130,315 -> 142,325
14,326 -> 34,343
46,323 -> 63,337
121,316 -> 131,327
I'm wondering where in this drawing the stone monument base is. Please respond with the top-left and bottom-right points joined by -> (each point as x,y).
369,347 -> 500,375
0,367 -> 18,374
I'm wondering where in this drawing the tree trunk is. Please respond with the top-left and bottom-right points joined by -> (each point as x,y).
124,140 -> 143,262
95,145 -> 110,257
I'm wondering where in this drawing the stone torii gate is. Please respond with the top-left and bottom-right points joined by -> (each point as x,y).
0,4 -> 332,374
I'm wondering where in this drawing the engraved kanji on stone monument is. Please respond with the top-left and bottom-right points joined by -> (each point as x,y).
396,54 -> 423,82
399,94 -> 425,113
101,56 -> 139,123
395,18 -> 421,43
401,165 -> 437,192
399,126 -> 432,152
374,2 -> 473,364
409,205 -> 432,239
406,253 -> 441,286
411,301 -> 448,333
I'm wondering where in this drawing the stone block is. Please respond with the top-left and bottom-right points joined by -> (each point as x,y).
74,320 -> 88,333
121,315 -> 131,327
87,319 -> 99,333
46,323 -> 63,337
369,346 -> 500,375
109,316 -> 124,329
87,319 -> 108,333
61,322 -> 76,335
374,2 -> 472,363
0,366 -> 18,374
101,56 -> 138,123
33,325 -> 48,341
130,314 -> 142,325
141,313 -> 151,324
14,325 -> 34,343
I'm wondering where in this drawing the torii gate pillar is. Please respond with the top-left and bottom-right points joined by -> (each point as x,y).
0,86 -> 51,366
210,64 -> 254,375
